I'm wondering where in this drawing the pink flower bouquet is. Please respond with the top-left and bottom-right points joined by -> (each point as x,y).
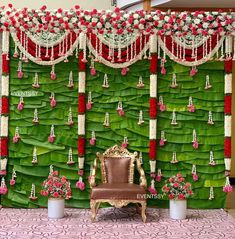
162,173 -> 193,200
41,171 -> 72,200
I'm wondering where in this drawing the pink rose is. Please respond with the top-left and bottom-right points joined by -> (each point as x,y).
178,194 -> 185,200
50,72 -> 57,80
10,179 -> 16,186
89,138 -> 96,146
76,181 -> 85,191
173,182 -> 179,188
161,67 -> 166,75
168,194 -> 174,199
192,173 -> 198,181
159,139 -> 165,146
176,173 -> 182,178
148,186 -> 157,195
188,105 -> 195,112
13,136 -> 20,143
17,102 -> 24,111
121,143 -> 128,148
53,192 -> 59,198
159,104 -> 166,112
150,173 -> 156,178
90,67 -> 96,76
155,175 -> 161,182
121,67 -> 129,76
48,135 -> 55,143
86,102 -> 92,110
118,109 -> 125,116
18,71 -> 24,79
223,185 -> 233,193
169,177 -> 174,183
50,99 -> 57,108
193,141 -> 199,149
190,68 -> 197,76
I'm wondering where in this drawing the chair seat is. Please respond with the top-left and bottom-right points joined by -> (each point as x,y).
90,183 -> 146,201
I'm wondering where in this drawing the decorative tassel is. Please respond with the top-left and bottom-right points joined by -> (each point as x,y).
48,125 -> 56,143
149,160 -> 156,178
190,66 -> 198,76
171,152 -> 178,164
117,101 -> 125,116
29,183 -> 38,200
90,131 -> 96,146
13,127 -> 20,143
66,107 -> 74,126
138,110 -> 144,125
13,43 -> 19,58
209,187 -> 214,200
90,58 -> 96,76
67,71 -> 74,88
187,96 -> 195,112
103,112 -> 110,127
208,111 -> 214,125
0,178 -> 8,195
205,75 -> 212,89
86,92 -> 93,110
32,73 -> 40,88
209,151 -> 216,166
67,147 -> 75,165
159,131 -> 167,146
121,67 -> 129,76
10,169 -> 17,186
192,164 -> 198,181
148,179 -> 157,195
122,136 -> 128,148
102,74 -> 109,88
50,92 -> 57,108
160,59 -> 166,75
137,76 -> 145,88
171,109 -> 178,125
50,65 -> 56,80
32,109 -> 39,124
158,96 -> 166,112
192,129 -> 199,149
76,177 -> 85,191
155,169 -> 162,182
17,61 -> 24,78
17,97 -> 24,111
223,176 -> 233,193
170,73 -> 178,88
32,146 -> 38,164
49,165 -> 54,175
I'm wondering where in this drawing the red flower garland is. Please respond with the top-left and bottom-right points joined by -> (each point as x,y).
224,95 -> 232,115
78,94 -> 86,114
78,137 -> 85,156
79,51 -> 86,72
0,138 -> 8,156
150,54 -> 157,74
149,139 -> 156,160
149,98 -> 157,118
1,97 -> 9,114
224,137 -> 231,158
224,60 -> 232,74
2,54 -> 9,74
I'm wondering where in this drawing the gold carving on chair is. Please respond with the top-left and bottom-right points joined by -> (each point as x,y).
89,145 -> 147,222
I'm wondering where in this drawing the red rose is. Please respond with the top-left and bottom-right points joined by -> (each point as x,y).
168,194 -> 174,199
173,182 -> 179,188
169,177 -> 174,183
178,194 -> 185,200
53,192 -> 59,198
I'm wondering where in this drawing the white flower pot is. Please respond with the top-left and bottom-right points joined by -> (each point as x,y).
48,198 -> 64,219
169,200 -> 187,220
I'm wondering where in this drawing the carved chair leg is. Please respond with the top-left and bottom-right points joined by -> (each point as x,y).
135,203 -> 141,214
140,201 -> 147,223
90,200 -> 97,222
95,202 -> 100,214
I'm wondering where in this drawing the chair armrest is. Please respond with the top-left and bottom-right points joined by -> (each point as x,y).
89,157 -> 98,188
136,157 -> 147,188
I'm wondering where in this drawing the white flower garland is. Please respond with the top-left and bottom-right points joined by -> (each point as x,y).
225,74 -> 232,94
10,30 -> 80,66
158,35 -> 225,67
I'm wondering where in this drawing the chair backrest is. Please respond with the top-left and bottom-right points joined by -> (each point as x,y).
97,145 -> 137,184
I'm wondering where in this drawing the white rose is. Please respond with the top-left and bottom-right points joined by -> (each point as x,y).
186,16 -> 191,22
138,24 -> 144,30
202,22 -> 209,28
85,15 -> 91,21
182,25 -> 188,31
105,22 -> 111,28
198,14 -> 203,19
111,13 -> 117,18
208,29 -> 214,34
164,16 -> 169,22
221,21 -> 225,26
212,21 -> 218,27
134,19 -> 139,25
133,13 -> 139,19
123,14 -> 129,19
153,15 -> 159,21
158,20 -> 163,27
97,22 -> 102,28
24,17 -> 29,22
91,17 -> 98,23
194,18 -> 200,24
0,17 -> 6,23
71,17 -> 77,23
56,13 -> 62,18
63,17 -> 68,21
54,27 -> 60,33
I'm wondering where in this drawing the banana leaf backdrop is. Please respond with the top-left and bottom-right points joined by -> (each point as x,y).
1,38 -> 226,208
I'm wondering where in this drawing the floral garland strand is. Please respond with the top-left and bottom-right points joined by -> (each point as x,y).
224,54 -> 232,178
0,31 -> 10,194
0,5 -> 234,36
148,34 -> 158,194
76,32 -> 86,191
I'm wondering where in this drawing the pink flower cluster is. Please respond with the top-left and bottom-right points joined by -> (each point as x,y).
0,5 -> 234,36
40,171 -> 72,199
162,173 -> 193,200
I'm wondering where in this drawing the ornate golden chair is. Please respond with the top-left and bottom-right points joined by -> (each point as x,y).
89,145 -> 147,222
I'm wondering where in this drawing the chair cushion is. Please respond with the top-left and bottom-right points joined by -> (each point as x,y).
90,183 -> 146,201
104,157 -> 131,183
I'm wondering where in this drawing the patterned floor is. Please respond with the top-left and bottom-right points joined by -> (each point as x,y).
0,208 -> 235,239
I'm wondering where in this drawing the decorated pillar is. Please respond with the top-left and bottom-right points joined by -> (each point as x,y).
76,32 -> 87,191
148,33 -> 158,195
0,31 -> 10,194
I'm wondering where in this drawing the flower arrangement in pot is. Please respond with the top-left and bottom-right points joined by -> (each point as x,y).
41,169 -> 72,219
162,173 -> 193,220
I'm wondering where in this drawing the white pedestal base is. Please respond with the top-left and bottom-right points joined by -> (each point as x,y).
48,198 -> 64,219
169,200 -> 187,220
